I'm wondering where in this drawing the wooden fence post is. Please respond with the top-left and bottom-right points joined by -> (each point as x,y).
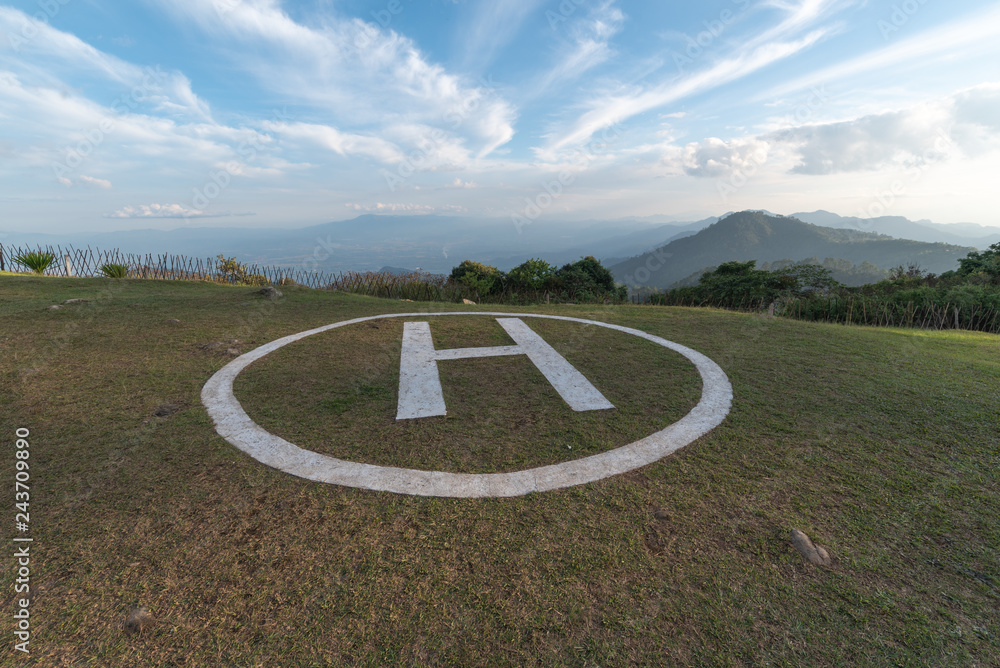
64,253 -> 74,277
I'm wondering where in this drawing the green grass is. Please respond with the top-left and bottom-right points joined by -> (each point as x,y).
0,275 -> 998,666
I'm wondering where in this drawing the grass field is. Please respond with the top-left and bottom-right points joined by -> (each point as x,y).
1,276 -> 998,666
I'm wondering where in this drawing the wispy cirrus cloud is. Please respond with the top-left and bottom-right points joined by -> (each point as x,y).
527,0 -> 625,99
151,0 -> 517,158
0,7 -> 212,121
456,0 -> 548,72
538,28 -> 828,159
755,3 -> 1000,102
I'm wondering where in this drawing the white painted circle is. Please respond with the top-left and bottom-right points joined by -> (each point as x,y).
201,312 -> 732,498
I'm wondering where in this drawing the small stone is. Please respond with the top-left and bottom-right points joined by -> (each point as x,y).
63,298 -> 86,304
790,528 -> 831,566
240,302 -> 250,306
165,319 -> 181,324
154,404 -> 180,417
47,305 -> 62,310
124,605 -> 154,635
462,298 -> 476,305
226,347 -> 241,356
258,286 -> 283,300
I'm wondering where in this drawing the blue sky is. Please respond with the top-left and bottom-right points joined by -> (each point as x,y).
1,0 -> 999,233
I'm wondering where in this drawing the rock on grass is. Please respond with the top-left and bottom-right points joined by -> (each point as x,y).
790,528 -> 831,566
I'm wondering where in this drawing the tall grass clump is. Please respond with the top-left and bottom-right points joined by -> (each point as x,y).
14,250 -> 55,275
99,262 -> 129,278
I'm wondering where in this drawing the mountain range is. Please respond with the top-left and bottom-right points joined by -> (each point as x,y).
608,211 -> 978,289
1,210 -> 996,278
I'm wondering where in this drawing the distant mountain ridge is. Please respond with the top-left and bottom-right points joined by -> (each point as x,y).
1,210 -> 994,276
791,210 -> 1000,246
609,211 -> 975,289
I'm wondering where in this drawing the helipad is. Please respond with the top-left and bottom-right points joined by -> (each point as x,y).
202,312 -> 732,498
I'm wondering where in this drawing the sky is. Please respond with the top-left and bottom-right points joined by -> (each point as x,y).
1,0 -> 999,234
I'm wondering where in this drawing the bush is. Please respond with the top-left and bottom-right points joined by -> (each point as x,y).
449,260 -> 504,297
215,255 -> 269,286
99,263 -> 129,278
14,251 -> 55,275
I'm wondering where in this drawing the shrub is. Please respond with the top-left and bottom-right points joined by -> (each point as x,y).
215,255 -> 269,286
449,260 -> 504,297
14,251 -> 55,275
99,263 -> 129,278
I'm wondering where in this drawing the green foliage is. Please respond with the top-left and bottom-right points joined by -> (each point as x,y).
449,260 -> 504,297
14,251 -> 55,275
99,263 -> 129,279
447,256 -> 626,303
507,258 -> 556,291
553,256 -> 623,300
657,260 -> 842,309
656,243 -> 1000,333
956,242 -> 1000,281
215,255 -> 269,286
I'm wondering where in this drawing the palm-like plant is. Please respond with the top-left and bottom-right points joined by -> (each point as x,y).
13,251 -> 55,275
99,263 -> 129,278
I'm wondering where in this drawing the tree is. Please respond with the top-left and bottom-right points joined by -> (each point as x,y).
553,256 -> 625,300
508,258 -> 556,291
449,260 -> 504,296
956,242 -> 1000,281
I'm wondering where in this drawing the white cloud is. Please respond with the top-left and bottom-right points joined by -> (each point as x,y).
265,121 -> 405,164
530,1 -> 625,96
664,84 -> 1000,179
680,137 -> 771,177
538,29 -> 827,159
79,175 -> 112,189
769,85 -> 999,174
756,4 -> 1000,102
152,0 -> 517,157
0,8 -> 212,121
457,0 -> 548,71
344,202 -> 466,213
107,203 -> 208,218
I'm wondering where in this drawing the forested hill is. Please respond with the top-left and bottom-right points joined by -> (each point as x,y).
609,211 -> 974,289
